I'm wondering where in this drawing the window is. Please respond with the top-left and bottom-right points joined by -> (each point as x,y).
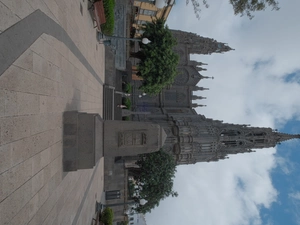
140,9 -> 156,16
220,130 -> 241,136
137,20 -> 147,25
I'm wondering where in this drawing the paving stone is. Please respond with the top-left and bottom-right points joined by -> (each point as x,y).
1,0 -> 34,19
13,49 -> 34,72
17,92 -> 40,115
0,116 -> 13,144
0,2 -> 20,33
31,169 -> 44,194
0,90 -> 5,116
0,158 -> 32,202
0,0 -> 105,224
0,143 -> 12,174
4,90 -> 18,116
0,179 -> 32,225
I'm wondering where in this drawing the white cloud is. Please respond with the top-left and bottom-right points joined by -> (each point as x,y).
275,156 -> 293,175
289,192 -> 300,201
288,191 -> 300,225
146,0 -> 300,225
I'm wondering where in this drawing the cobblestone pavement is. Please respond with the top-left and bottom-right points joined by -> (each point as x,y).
0,1 -> 105,224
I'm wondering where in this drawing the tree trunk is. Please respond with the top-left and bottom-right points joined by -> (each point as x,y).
130,51 -> 145,60
128,168 -> 141,178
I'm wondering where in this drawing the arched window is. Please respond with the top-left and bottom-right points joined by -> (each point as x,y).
220,130 -> 241,136
253,132 -> 266,136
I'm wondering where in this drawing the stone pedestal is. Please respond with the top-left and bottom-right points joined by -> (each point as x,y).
63,112 -> 166,171
104,120 -> 167,157
63,111 -> 103,171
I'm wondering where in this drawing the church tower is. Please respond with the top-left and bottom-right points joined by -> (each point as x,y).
128,29 -> 299,166
153,114 -> 300,165
171,29 -> 234,57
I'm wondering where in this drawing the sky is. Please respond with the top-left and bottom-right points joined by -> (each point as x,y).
145,0 -> 300,225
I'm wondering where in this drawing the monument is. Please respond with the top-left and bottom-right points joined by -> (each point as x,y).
62,112 -> 167,172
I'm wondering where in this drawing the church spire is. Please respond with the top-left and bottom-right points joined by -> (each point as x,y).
192,95 -> 206,100
199,74 -> 214,80
192,86 -> 209,91
196,67 -> 207,71
274,132 -> 300,143
189,61 -> 207,66
171,30 -> 234,55
192,103 -> 206,108
160,114 -> 300,165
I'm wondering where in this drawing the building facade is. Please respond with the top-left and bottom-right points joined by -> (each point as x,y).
130,30 -> 300,165
132,0 -> 174,37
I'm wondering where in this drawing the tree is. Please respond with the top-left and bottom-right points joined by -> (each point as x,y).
131,18 -> 179,95
187,0 -> 279,19
128,150 -> 178,214
186,0 -> 209,19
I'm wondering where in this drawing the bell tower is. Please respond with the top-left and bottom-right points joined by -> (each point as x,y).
158,114 -> 300,165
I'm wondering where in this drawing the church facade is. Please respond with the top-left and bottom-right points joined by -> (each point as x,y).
130,30 -> 300,165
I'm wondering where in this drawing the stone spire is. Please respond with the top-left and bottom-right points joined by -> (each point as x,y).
192,86 -> 209,91
274,132 -> 300,144
161,114 -> 300,165
192,103 -> 206,108
192,95 -> 206,100
189,61 -> 207,66
196,67 -> 207,71
171,30 -> 234,55
198,74 -> 214,80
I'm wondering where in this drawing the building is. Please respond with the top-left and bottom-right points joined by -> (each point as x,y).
131,0 -> 174,37
126,213 -> 147,225
130,29 -> 300,165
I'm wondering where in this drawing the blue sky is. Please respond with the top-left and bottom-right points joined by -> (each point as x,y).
265,121 -> 300,225
145,0 -> 300,225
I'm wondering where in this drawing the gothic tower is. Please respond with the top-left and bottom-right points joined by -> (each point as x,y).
128,30 -> 300,166
155,114 -> 300,165
171,29 -> 234,58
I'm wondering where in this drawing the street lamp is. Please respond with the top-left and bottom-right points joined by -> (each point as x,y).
98,32 -> 151,46
138,93 -> 147,98
96,198 -> 147,211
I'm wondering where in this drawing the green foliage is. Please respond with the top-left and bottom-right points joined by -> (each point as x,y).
132,18 -> 179,95
122,98 -> 131,109
101,0 -> 115,35
101,207 -> 114,225
118,221 -> 128,225
124,83 -> 132,93
129,150 -> 178,214
122,116 -> 131,121
187,0 -> 279,19
229,0 -> 279,19
128,179 -> 135,197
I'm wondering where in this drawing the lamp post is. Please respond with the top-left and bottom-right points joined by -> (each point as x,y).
138,92 -> 147,98
98,32 -> 151,46
96,199 -> 147,211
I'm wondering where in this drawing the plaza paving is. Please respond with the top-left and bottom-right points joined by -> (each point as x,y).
0,0 -> 106,224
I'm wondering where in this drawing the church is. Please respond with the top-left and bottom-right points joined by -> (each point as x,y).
129,29 -> 300,165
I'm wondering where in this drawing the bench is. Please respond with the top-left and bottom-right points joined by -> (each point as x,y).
91,0 -> 106,31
